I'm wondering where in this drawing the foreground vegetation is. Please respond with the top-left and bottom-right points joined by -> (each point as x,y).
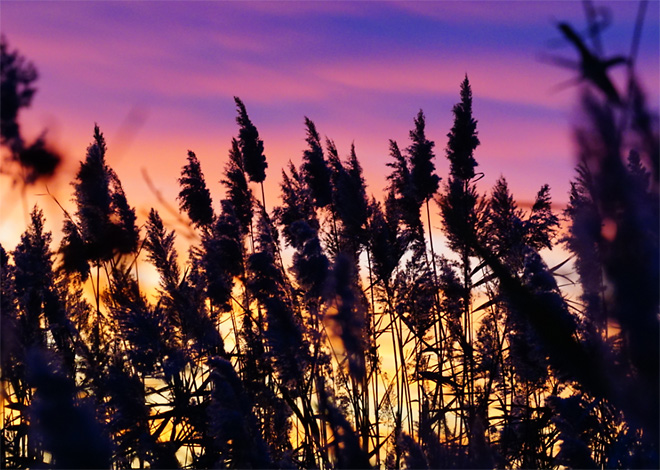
1,12 -> 658,469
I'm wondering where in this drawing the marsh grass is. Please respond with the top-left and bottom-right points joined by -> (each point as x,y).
1,7 -> 658,469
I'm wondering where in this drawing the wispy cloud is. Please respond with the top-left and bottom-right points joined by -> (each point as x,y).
1,0 -> 656,252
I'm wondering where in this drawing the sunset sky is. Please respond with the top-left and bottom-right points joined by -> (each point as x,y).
1,0 -> 658,252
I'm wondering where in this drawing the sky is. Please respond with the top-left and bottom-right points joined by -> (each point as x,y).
1,0 -> 658,253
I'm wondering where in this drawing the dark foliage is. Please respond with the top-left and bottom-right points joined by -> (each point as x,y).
446,76 -> 480,181
69,139 -> 113,256
234,96 -> 267,183
290,219 -> 329,299
482,177 -> 559,271
27,350 -> 111,469
247,210 -> 309,387
325,254 -> 366,382
12,207 -> 72,369
393,255 -> 436,339
155,248 -> 224,356
222,138 -> 254,234
0,244 -> 19,369
178,150 -> 215,228
567,89 -> 659,447
208,357 -> 273,468
439,175 -> 480,258
275,161 -> 319,248
563,163 -> 607,326
437,257 -> 466,339
556,21 -> 626,105
108,269 -> 174,375
144,208 -> 180,292
0,36 -> 61,183
367,197 -> 406,285
302,117 -> 333,208
317,378 -> 371,469
326,140 -> 370,259
0,36 -> 36,150
15,135 -> 61,184
202,200 -> 244,311
482,178 -> 527,268
275,162 -> 329,301
527,184 -> 559,249
13,208 -> 54,320
408,110 -> 440,204
67,125 -> 138,263
108,167 -> 140,255
386,139 -> 424,248
59,219 -> 90,281
439,76 -> 483,263
547,393 -> 603,468
102,362 -> 152,466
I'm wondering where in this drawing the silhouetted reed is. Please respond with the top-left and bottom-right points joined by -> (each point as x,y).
0,37 -> 61,185
2,8 -> 657,467
207,356 -> 273,469
234,96 -> 267,185
178,150 -> 214,229
27,349 -> 111,469
202,200 -> 244,312
325,253 -> 367,383
302,117 -> 333,209
222,138 -> 254,234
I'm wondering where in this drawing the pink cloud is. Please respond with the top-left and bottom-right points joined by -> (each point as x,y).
311,52 -> 574,110
393,1 -> 649,26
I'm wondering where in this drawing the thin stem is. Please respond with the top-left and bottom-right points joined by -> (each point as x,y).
366,248 -> 380,466
260,181 -> 267,211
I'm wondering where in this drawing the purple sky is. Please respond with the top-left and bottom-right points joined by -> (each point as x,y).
1,1 -> 658,250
